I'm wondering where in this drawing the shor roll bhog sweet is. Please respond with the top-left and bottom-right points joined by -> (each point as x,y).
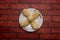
20,20 -> 29,28
32,10 -> 40,19
23,9 -> 30,17
31,21 -> 39,30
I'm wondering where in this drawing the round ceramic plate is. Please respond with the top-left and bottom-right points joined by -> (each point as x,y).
19,8 -> 43,32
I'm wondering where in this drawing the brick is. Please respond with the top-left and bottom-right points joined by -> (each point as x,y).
43,16 -> 52,21
8,15 -> 19,21
37,28 -> 51,33
42,9 -> 52,15
31,4 -> 51,9
23,39 -> 40,40
8,33 -> 17,38
56,0 -> 60,3
0,0 -> 18,3
40,34 -> 60,39
0,10 -> 19,15
8,27 -> 26,33
52,28 -> 60,33
0,21 -> 19,28
8,21 -> 18,27
0,39 -> 8,40
0,21 -> 8,27
8,28 -> 18,32
42,10 -> 60,15
42,21 -> 52,28
0,4 -> 9,9
0,15 -> 7,21
53,4 -> 60,9
52,10 -> 60,15
17,28 -> 26,33
42,22 -> 47,27
18,33 -> 39,39
17,39 -> 35,40
0,33 -> 17,39
0,33 -> 8,38
21,0 -> 40,3
53,16 -> 60,21
10,4 -> 30,9
52,22 -> 60,27
0,28 -> 8,32
41,0 -> 56,3
8,39 -> 20,40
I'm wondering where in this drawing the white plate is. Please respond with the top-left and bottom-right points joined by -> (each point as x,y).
19,8 -> 43,32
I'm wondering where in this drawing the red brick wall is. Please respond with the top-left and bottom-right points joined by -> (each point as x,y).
0,0 -> 60,40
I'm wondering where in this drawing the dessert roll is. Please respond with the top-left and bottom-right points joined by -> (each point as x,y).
20,20 -> 29,28
23,9 -> 30,17
31,21 -> 39,30
32,10 -> 40,19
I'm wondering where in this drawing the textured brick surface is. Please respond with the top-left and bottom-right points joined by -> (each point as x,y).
0,4 -> 9,9
18,33 -> 39,39
53,4 -> 60,9
0,0 -> 19,3
8,15 -> 19,21
20,0 -> 41,3
43,16 -> 52,21
40,34 -> 60,40
41,0 -> 56,3
10,4 -> 30,9
0,0 -> 60,40
53,16 -> 60,21
0,10 -> 19,15
31,4 -> 51,9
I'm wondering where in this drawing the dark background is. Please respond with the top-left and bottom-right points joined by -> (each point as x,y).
0,0 -> 60,40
